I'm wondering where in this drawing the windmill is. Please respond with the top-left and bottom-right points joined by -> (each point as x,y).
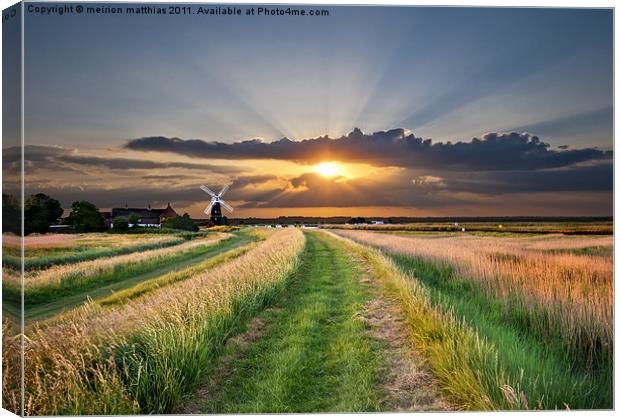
200,184 -> 233,226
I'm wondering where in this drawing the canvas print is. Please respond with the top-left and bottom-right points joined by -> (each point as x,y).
1,2 -> 614,415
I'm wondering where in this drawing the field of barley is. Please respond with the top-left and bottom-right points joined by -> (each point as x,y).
333,229 -> 613,409
1,224 -> 614,414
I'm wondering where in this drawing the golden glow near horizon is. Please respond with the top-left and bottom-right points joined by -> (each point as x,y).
315,161 -> 342,177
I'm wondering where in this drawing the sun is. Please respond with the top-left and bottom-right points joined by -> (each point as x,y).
315,161 -> 342,177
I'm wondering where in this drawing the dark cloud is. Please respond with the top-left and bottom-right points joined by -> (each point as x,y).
3,145 -> 241,175
422,163 -> 613,195
23,184 -> 204,209
3,146 -> 89,175
3,145 -> 67,164
57,154 -> 239,173
3,145 -> 67,171
124,129 -> 611,171
142,174 -> 204,180
231,174 -> 279,188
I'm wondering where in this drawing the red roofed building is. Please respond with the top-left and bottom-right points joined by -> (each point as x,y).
102,203 -> 178,228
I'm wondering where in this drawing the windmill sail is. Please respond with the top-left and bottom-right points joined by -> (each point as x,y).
201,183 -> 233,225
219,199 -> 234,213
200,185 -> 217,198
218,184 -> 230,197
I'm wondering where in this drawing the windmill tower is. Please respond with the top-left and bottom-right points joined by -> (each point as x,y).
200,184 -> 234,226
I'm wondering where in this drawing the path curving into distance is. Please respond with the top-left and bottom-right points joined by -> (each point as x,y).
183,230 -> 448,413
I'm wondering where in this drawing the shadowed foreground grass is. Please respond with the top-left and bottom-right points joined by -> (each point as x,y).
200,231 -> 385,413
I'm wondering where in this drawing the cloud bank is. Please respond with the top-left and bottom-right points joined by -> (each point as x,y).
3,145 -> 240,174
3,128 -> 613,216
125,129 -> 612,171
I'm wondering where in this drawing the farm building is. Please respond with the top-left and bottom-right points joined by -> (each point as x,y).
102,203 -> 178,228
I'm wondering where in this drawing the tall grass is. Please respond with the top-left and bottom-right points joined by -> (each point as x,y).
325,232 -> 519,409
388,253 -> 611,409
2,319 -> 21,415
204,232 -> 385,413
4,234 -> 189,270
4,233 -> 80,250
19,228 -> 305,415
4,232 -> 188,256
97,243 -> 256,306
335,230 -> 612,374
3,233 -> 233,306
324,222 -> 613,235
327,231 -> 611,410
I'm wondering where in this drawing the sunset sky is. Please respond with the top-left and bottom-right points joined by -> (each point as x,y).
4,5 -> 613,218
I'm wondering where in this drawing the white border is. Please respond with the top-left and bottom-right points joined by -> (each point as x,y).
0,1 -> 616,418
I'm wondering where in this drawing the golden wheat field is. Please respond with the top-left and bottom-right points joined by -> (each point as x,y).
334,231 -> 613,369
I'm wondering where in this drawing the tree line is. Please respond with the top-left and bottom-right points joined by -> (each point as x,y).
2,193 -> 197,235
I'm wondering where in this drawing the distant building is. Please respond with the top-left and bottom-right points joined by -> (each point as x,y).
103,203 -> 178,228
371,220 -> 385,225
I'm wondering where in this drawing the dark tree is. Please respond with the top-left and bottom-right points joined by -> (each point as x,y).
127,213 -> 140,227
66,201 -> 104,232
162,213 -> 198,232
347,217 -> 367,225
2,194 -> 21,235
112,216 -> 129,230
24,193 -> 63,234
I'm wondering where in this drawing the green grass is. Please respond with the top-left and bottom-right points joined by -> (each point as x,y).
98,244 -> 255,306
390,254 -> 612,409
200,231 -> 385,413
4,235 -> 189,270
107,234 -> 305,414
19,229 -> 305,416
2,296 -> 22,324
12,232 -> 259,321
325,222 -> 612,235
547,246 -> 613,257
105,228 -> 204,235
